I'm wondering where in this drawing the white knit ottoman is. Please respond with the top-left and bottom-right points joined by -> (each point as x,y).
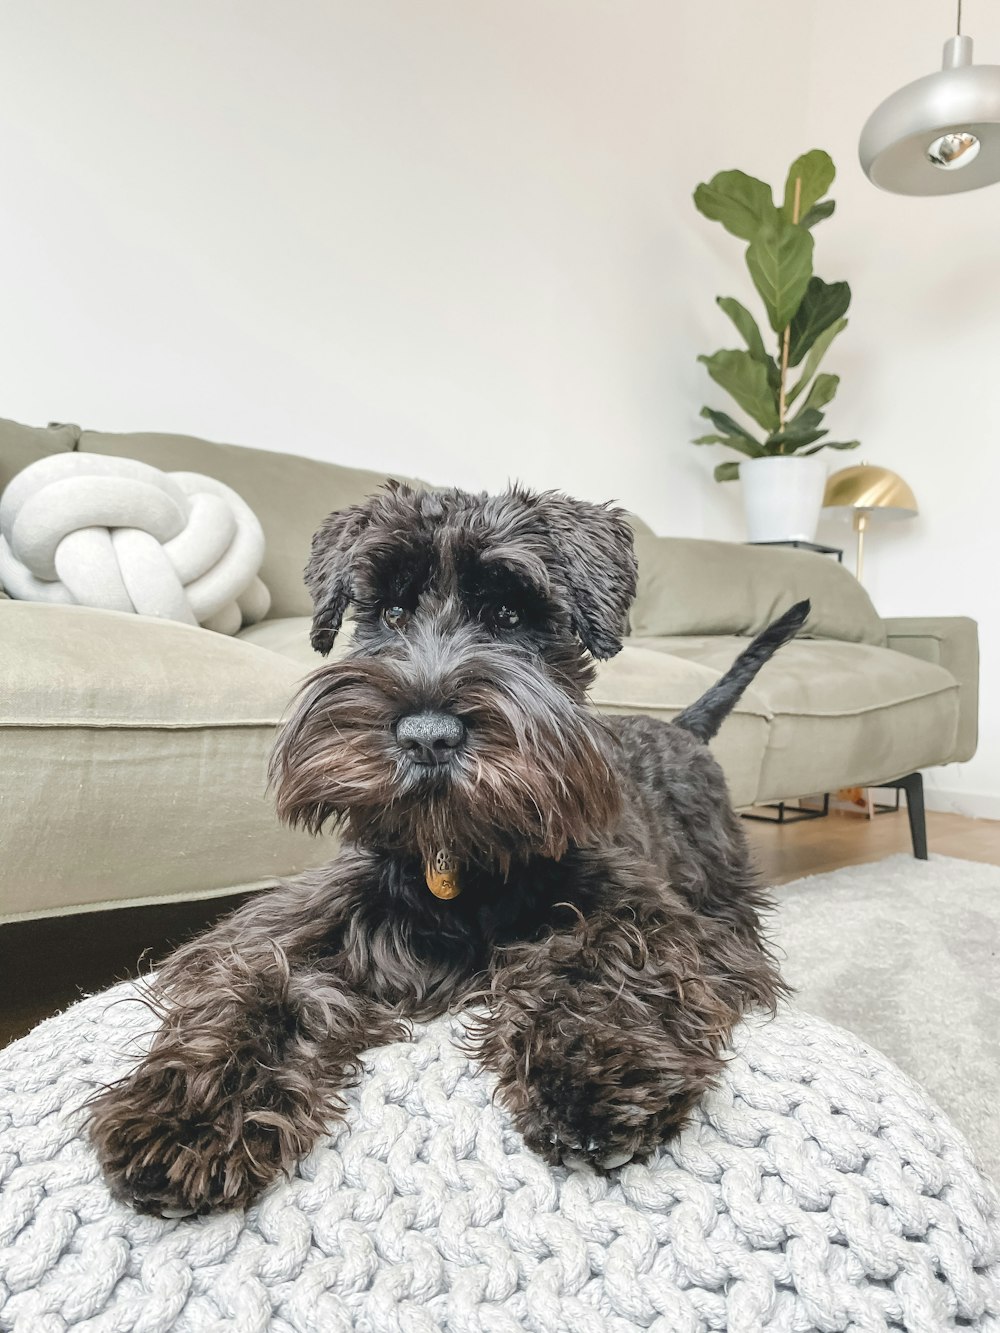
1,983 -> 998,1333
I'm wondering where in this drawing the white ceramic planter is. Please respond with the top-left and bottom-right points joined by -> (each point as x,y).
740,455 -> 827,543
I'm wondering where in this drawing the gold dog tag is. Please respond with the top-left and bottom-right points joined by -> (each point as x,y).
425,849 -> 461,900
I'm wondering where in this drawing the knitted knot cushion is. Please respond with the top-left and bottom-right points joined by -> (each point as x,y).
1,984 -> 998,1333
0,452 -> 270,634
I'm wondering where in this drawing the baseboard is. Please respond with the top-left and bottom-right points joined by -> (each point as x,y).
922,787 -> 1000,821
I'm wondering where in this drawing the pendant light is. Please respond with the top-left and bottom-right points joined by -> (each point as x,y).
859,0 -> 1000,194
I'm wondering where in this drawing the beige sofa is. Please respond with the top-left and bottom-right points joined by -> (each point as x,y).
0,418 -> 978,922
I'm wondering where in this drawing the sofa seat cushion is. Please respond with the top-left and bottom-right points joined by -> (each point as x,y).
0,603 -> 336,920
632,635 -> 961,801
239,614 -> 329,668
590,644 -> 768,808
239,620 -> 769,809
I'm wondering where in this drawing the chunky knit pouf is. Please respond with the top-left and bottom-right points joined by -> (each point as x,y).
1,982 -> 998,1333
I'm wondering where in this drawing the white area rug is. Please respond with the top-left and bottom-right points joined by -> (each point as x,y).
772,853 -> 1000,1184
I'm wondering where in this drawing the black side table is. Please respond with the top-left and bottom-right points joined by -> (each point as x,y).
748,539 -> 843,562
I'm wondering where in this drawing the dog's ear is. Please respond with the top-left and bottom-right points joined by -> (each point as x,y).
304,500 -> 375,655
537,493 -> 638,659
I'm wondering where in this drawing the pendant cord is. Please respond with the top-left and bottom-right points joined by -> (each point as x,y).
957,0 -> 963,35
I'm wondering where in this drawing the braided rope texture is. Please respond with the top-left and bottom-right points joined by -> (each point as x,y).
1,981 -> 998,1332
0,452 -> 270,634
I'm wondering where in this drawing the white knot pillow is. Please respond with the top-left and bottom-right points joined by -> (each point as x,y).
0,452 -> 271,634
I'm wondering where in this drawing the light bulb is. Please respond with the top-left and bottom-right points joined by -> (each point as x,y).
927,130 -> 982,167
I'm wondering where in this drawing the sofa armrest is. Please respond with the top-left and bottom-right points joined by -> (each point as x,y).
883,616 -> 979,762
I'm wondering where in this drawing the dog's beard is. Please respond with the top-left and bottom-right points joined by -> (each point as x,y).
270,634 -> 622,869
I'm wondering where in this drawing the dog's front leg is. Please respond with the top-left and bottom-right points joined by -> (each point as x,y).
472,869 -> 759,1170
88,856 -> 404,1215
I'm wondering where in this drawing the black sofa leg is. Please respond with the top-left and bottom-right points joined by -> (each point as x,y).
875,772 -> 928,860
903,772 -> 928,860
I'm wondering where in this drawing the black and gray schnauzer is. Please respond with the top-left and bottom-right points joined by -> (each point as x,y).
90,483 -> 808,1215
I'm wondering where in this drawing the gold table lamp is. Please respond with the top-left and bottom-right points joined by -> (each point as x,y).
822,465 -> 918,581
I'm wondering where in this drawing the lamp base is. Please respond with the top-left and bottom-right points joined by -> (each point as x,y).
854,510 -> 869,582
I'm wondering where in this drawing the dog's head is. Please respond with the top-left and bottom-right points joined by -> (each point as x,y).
270,483 -> 637,869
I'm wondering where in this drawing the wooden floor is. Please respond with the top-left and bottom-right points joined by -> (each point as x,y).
746,806 -> 1000,885
2,808 -> 998,1049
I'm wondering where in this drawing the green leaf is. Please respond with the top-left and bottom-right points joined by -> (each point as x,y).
693,170 -> 778,242
767,429 -> 828,454
788,317 -> 848,404
746,219 -> 814,333
801,439 -> 861,455
714,460 -> 741,482
795,372 -> 839,416
699,405 -> 762,446
767,408 -> 827,452
696,431 -> 765,460
783,407 -> 825,433
782,149 -> 836,223
800,199 -> 836,229
698,349 -> 779,432
716,297 -> 780,389
692,432 -> 761,459
788,277 -> 851,366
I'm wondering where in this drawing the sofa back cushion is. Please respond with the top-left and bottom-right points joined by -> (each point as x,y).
81,429 -> 425,618
0,418 -> 80,491
630,535 -> 887,646
0,419 -> 82,598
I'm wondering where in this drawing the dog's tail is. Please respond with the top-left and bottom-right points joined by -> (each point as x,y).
673,599 -> 810,742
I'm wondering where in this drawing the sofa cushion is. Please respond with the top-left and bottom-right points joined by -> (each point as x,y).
80,429 -> 425,621
630,536 -> 887,646
633,634 -> 960,800
590,644 -> 768,808
0,602 -> 336,920
0,418 -> 80,491
240,618 -> 769,809
239,615 -> 331,668
0,420 -> 81,598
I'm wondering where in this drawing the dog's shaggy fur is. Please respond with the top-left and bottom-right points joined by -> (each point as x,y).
89,483 -> 807,1215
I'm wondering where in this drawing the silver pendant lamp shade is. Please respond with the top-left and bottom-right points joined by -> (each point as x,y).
860,3 -> 1000,194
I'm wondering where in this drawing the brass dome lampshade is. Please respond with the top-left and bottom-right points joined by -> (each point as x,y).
822,465 -> 918,581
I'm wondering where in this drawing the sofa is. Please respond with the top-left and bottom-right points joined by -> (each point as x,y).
0,418 -> 979,922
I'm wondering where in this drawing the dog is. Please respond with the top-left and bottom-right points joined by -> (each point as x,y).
89,483 -> 807,1215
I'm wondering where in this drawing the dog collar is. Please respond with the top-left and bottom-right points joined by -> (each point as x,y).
425,850 -> 462,900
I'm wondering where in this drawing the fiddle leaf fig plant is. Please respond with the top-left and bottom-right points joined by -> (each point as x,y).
692,149 -> 860,481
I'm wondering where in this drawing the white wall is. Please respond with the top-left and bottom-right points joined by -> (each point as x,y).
0,0 -> 997,811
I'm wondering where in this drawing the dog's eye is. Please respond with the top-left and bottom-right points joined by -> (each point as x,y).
491,604 -> 521,630
381,605 -> 411,630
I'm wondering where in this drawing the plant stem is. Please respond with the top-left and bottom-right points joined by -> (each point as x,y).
777,175 -> 802,446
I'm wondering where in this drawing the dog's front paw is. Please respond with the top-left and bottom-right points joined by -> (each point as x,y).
486,1010 -> 713,1173
516,1091 -> 640,1171
508,1047 -> 662,1171
88,1062 -> 311,1215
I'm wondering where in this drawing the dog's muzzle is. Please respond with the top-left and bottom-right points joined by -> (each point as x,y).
395,710 -> 466,766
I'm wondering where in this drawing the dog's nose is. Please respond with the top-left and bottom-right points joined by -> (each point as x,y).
395,710 -> 466,763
